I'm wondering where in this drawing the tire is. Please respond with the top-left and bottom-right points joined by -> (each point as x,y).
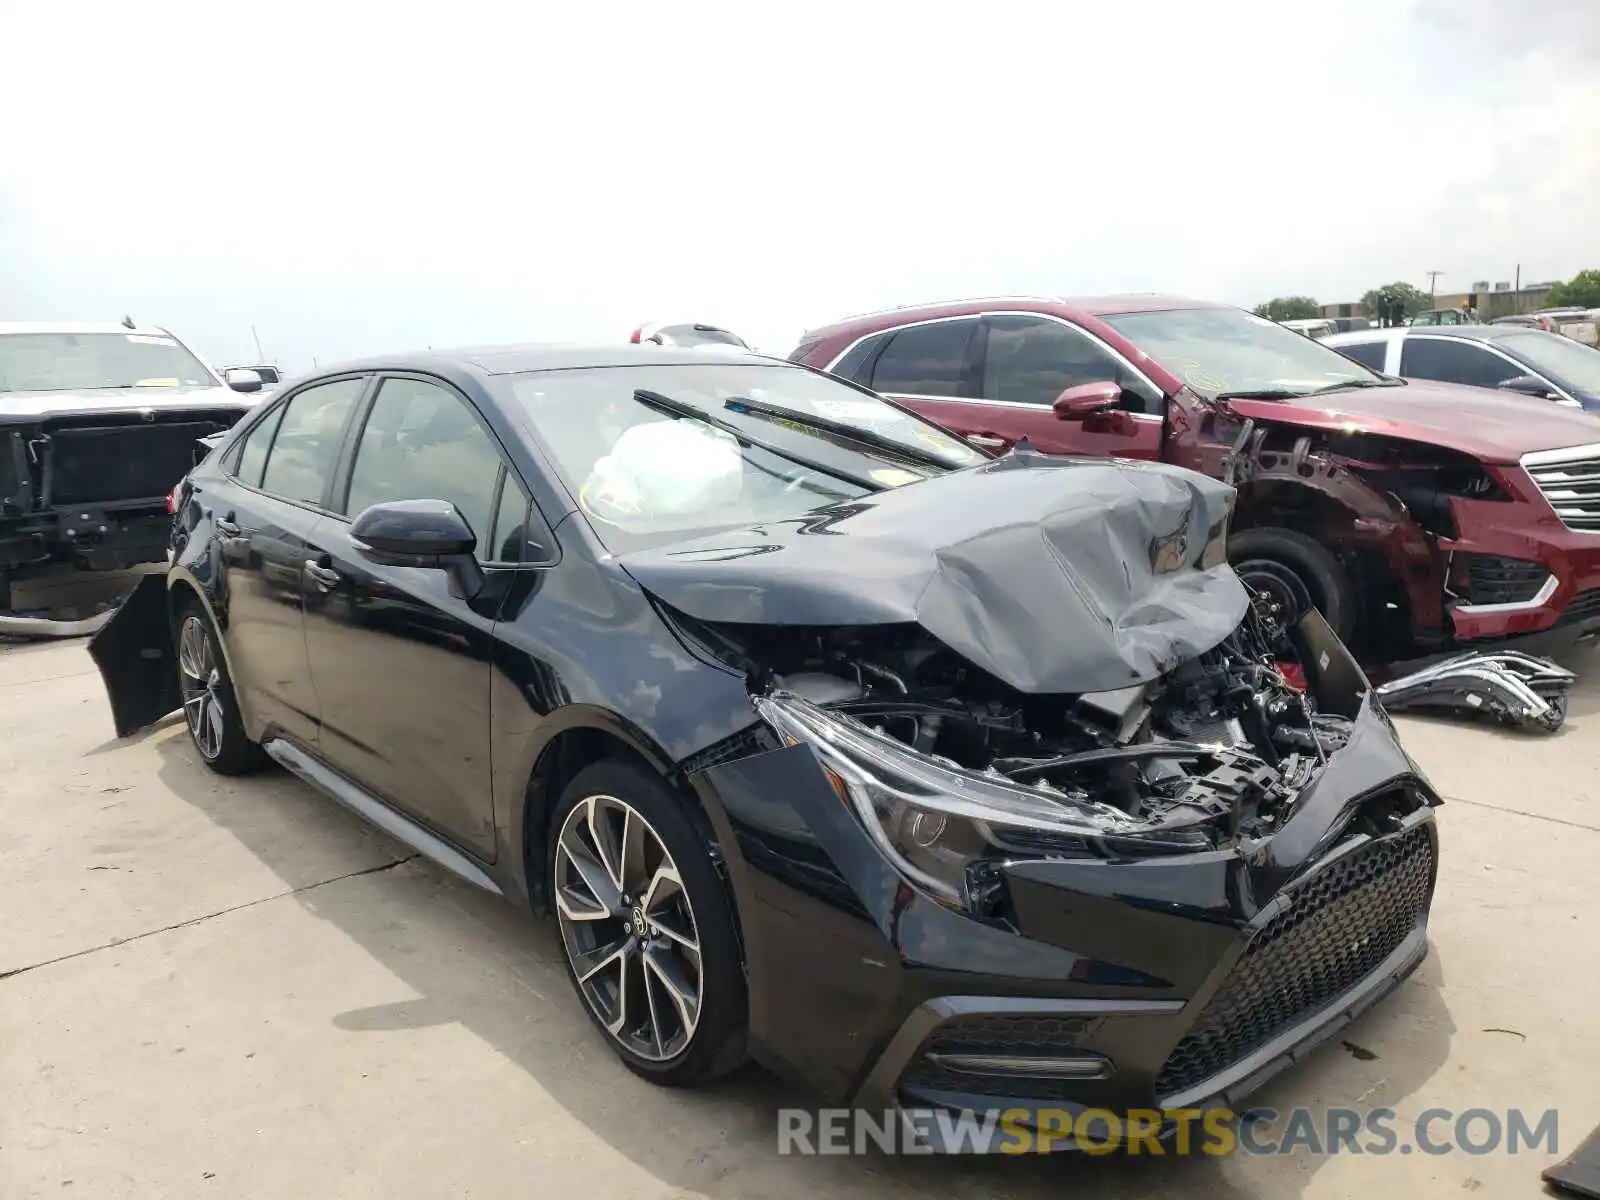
548,759 -> 747,1086
1228,526 -> 1355,643
173,595 -> 269,776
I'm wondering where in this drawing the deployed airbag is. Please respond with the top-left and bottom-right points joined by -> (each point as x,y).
587,419 -> 744,516
620,450 -> 1248,693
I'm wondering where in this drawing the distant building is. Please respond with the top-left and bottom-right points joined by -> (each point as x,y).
1321,280 -> 1560,320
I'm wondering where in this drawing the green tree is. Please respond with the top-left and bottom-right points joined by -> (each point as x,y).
1251,296 -> 1322,321
1546,270 -> 1600,309
1361,282 -> 1431,319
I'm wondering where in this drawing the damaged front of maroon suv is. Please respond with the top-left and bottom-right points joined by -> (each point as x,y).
629,451 -> 1441,1143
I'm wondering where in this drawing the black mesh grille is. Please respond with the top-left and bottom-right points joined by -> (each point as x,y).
1557,589 -> 1600,627
1458,554 -> 1549,605
1154,825 -> 1434,1101
901,1014 -> 1100,1101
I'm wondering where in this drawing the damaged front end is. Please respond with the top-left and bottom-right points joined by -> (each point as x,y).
625,454 -> 1442,1126
681,593 -> 1440,1127
1203,394 -> 1600,660
700,590 -> 1430,914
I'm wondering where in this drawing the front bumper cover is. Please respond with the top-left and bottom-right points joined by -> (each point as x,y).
689,679 -> 1440,1144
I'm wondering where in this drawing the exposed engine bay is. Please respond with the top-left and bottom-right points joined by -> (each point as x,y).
694,593 -> 1356,847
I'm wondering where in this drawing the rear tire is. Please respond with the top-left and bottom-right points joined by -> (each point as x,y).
1229,526 -> 1356,644
173,595 -> 269,776
548,759 -> 747,1086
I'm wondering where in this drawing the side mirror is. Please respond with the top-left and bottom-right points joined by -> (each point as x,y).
224,367 -> 263,393
351,499 -> 483,597
1498,375 -> 1559,401
1052,381 -> 1123,421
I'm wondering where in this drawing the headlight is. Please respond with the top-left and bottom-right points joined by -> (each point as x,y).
755,693 -> 1140,911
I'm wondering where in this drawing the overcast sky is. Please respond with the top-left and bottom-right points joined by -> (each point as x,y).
3,0 -> 1596,370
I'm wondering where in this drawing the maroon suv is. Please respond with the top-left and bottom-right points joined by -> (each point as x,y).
790,296 -> 1600,658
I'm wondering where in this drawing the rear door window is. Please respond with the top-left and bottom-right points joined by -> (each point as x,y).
868,320 -> 979,397
1333,340 -> 1387,371
231,403 -> 287,487
258,377 -> 366,506
1400,338 -> 1521,389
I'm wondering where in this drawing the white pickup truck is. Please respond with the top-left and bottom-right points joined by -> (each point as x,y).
0,321 -> 267,633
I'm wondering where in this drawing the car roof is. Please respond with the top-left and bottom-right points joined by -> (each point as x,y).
319,342 -> 785,378
0,321 -> 178,337
1325,324 -> 1539,346
1065,294 -> 1228,316
801,294 -> 1228,340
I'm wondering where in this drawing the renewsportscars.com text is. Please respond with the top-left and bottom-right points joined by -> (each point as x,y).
777,1106 -> 1561,1156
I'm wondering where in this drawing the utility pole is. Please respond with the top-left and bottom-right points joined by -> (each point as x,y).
1425,271 -> 1444,308
252,324 -> 265,362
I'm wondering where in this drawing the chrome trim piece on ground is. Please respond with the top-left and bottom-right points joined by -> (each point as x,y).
1376,650 -> 1576,732
262,739 -> 503,894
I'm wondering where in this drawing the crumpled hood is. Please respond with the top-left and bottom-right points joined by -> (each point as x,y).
1224,379 -> 1600,463
620,450 -> 1250,694
0,384 -> 260,421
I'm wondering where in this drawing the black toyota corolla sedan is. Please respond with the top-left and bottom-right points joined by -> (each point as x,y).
89,344 -> 1439,1147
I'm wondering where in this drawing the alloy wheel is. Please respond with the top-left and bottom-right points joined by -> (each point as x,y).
177,615 -> 225,761
553,793 -> 703,1062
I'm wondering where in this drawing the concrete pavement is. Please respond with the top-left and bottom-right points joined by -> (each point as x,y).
1,637 -> 1595,1198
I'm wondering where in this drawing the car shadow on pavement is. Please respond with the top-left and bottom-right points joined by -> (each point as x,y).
151,734 -> 1455,1199
83,711 -> 186,756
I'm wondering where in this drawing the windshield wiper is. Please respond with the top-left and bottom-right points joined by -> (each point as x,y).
1308,377 -> 1404,393
1214,388 -> 1309,402
1216,378 -> 1404,403
722,395 -> 957,471
631,390 -> 885,492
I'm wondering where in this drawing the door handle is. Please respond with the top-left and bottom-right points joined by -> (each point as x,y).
304,558 -> 342,591
966,433 -> 1007,449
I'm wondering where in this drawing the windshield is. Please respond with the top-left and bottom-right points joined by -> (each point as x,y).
0,332 -> 218,393
507,362 -> 985,551
1103,307 -> 1385,398
1501,331 -> 1600,395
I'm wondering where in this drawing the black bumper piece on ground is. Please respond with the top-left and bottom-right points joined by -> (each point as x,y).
1545,1118 -> 1600,1198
